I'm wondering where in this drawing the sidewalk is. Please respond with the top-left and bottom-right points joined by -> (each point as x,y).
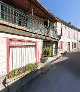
38,55 -> 61,68
37,55 -> 62,72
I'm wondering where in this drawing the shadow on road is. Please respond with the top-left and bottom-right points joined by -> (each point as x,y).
54,51 -> 80,78
22,51 -> 80,92
66,52 -> 80,78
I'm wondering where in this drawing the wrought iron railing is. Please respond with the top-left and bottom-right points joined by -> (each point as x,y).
0,1 -> 28,27
27,20 -> 58,38
0,1 -> 58,39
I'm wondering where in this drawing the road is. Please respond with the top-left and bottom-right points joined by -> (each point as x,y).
22,51 -> 80,92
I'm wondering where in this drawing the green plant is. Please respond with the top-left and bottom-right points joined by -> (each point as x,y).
43,47 -> 51,57
25,64 -> 32,72
8,70 -> 15,78
31,64 -> 38,71
14,69 -> 19,76
8,64 -> 38,78
25,64 -> 38,72
8,69 -> 19,78
19,67 -> 26,74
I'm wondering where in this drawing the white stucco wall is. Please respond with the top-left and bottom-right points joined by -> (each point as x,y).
57,22 -> 78,53
0,37 -> 7,76
0,33 -> 43,77
78,32 -> 80,48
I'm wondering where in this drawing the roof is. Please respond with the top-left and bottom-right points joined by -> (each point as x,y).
57,17 -> 80,31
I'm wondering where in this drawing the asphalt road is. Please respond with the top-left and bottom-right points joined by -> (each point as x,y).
22,51 -> 80,92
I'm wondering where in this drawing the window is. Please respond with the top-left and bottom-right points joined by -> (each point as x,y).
61,41 -> 63,49
44,21 -> 48,27
44,20 -> 50,28
74,43 -> 76,48
72,42 -> 74,49
61,27 -> 62,36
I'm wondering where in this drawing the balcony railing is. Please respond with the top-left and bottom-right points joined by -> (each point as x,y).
27,18 -> 58,38
0,1 -> 58,39
0,1 -> 28,27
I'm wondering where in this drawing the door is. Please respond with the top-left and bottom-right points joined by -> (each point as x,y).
67,42 -> 70,52
9,46 -> 36,72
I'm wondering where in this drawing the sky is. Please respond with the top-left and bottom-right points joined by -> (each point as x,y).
39,0 -> 80,28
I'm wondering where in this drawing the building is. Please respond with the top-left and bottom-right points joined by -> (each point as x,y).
57,18 -> 80,54
0,0 -> 59,77
78,32 -> 80,49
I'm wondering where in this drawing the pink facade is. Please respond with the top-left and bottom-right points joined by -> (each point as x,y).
57,22 -> 79,53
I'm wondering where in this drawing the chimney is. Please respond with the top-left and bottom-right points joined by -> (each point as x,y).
68,22 -> 71,24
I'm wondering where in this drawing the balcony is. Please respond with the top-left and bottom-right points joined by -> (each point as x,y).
0,1 -> 58,40
0,1 -> 28,27
27,17 -> 58,38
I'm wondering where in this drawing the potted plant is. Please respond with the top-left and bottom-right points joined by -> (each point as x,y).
41,47 -> 51,63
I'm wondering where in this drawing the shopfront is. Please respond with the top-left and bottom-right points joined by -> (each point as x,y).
7,38 -> 37,73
